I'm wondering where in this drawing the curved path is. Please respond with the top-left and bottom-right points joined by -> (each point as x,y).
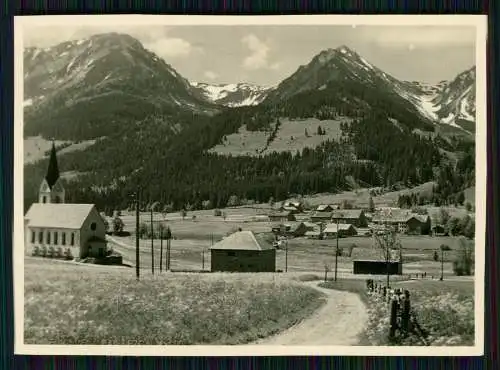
254,281 -> 368,346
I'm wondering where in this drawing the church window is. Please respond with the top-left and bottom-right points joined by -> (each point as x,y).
46,231 -> 51,244
90,222 -> 97,231
70,233 -> 75,246
31,230 -> 35,243
54,231 -> 58,245
38,231 -> 43,243
62,233 -> 66,245
42,196 -> 47,204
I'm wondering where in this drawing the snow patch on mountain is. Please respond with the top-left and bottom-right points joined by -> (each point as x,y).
191,82 -> 274,107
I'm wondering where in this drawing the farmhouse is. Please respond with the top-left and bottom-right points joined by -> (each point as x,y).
24,142 -> 108,259
323,223 -> 357,238
280,201 -> 304,213
315,204 -> 335,212
269,211 -> 296,222
210,231 -> 276,272
372,209 -> 431,235
331,209 -> 368,228
310,211 -> 333,223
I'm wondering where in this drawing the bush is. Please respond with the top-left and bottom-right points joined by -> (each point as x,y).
214,209 -> 222,217
47,246 -> 55,258
41,246 -> 47,257
32,246 -> 40,257
452,238 -> 473,276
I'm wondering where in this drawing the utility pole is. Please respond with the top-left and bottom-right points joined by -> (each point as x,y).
151,206 -> 154,275
285,237 -> 288,272
160,228 -> 163,272
334,218 -> 339,281
135,190 -> 140,281
440,247 -> 444,281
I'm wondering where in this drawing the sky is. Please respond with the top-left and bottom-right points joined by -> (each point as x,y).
23,24 -> 477,86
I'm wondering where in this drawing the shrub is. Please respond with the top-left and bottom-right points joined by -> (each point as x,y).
32,246 -> 40,257
41,246 -> 47,257
47,246 -> 55,258
213,209 -> 222,217
453,238 -> 473,276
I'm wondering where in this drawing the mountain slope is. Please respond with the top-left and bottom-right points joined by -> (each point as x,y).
263,45 -> 475,134
24,32 -> 217,140
190,82 -> 274,107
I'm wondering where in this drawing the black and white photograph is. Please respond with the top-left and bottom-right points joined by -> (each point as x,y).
14,15 -> 486,356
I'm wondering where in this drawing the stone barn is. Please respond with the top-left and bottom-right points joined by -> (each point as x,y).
210,231 -> 276,272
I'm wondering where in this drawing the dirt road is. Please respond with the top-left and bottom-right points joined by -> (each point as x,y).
254,281 -> 368,345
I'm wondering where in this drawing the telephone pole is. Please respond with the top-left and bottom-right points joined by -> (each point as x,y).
135,190 -> 140,281
334,218 -> 339,281
160,228 -> 163,272
151,206 -> 154,275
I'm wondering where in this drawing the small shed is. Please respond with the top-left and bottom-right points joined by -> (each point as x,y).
210,231 -> 276,272
316,204 -> 335,212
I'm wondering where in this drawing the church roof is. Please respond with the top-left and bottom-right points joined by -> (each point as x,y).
45,142 -> 60,189
24,203 -> 96,229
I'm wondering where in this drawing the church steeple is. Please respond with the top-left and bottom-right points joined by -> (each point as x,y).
38,140 -> 65,204
45,140 -> 60,189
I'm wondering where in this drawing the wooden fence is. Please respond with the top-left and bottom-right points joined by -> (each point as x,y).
365,279 -> 429,345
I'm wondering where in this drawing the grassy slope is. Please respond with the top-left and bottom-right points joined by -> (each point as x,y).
208,117 -> 347,157
318,278 -> 474,346
24,136 -> 98,165
24,258 -> 325,345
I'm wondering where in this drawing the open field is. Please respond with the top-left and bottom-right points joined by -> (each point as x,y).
24,136 -> 98,165
319,278 -> 474,346
110,208 -> 470,277
24,258 -> 325,345
208,117 -> 348,157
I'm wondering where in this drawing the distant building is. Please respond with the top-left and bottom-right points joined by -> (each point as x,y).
210,231 -> 276,272
280,201 -> 304,213
24,142 -> 108,259
331,209 -> 368,228
310,211 -> 333,223
316,204 -> 335,212
372,209 -> 431,235
323,223 -> 357,238
269,211 -> 296,222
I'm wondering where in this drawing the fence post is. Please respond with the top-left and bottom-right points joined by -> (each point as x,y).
401,290 -> 411,336
389,296 -> 398,341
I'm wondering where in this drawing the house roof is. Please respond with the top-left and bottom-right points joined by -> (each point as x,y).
372,209 -> 428,224
269,211 -> 293,217
332,209 -> 364,219
324,223 -> 356,233
316,204 -> 333,211
25,203 -> 96,229
211,231 -> 274,251
311,211 -> 333,218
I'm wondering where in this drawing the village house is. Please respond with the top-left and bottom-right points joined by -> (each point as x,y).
331,209 -> 368,228
210,231 -> 276,272
372,209 -> 431,235
268,211 -> 296,222
310,211 -> 333,223
24,142 -> 108,259
279,201 -> 304,214
323,223 -> 358,239
315,204 -> 335,212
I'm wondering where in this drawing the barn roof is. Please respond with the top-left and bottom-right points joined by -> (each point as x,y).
24,203 -> 97,229
211,231 -> 274,251
269,211 -> 293,217
372,209 -> 428,224
324,223 -> 356,233
316,204 -> 333,211
311,211 -> 333,218
331,209 -> 364,219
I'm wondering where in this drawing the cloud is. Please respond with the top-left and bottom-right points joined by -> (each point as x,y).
203,70 -> 218,80
22,25 -> 201,59
145,37 -> 202,59
241,34 -> 277,70
360,26 -> 476,47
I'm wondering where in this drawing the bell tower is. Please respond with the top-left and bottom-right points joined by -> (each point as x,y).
39,141 -> 65,204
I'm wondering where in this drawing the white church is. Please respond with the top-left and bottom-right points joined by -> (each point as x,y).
24,142 -> 108,259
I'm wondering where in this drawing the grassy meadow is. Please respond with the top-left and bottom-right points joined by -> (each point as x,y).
24,258 -> 326,345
